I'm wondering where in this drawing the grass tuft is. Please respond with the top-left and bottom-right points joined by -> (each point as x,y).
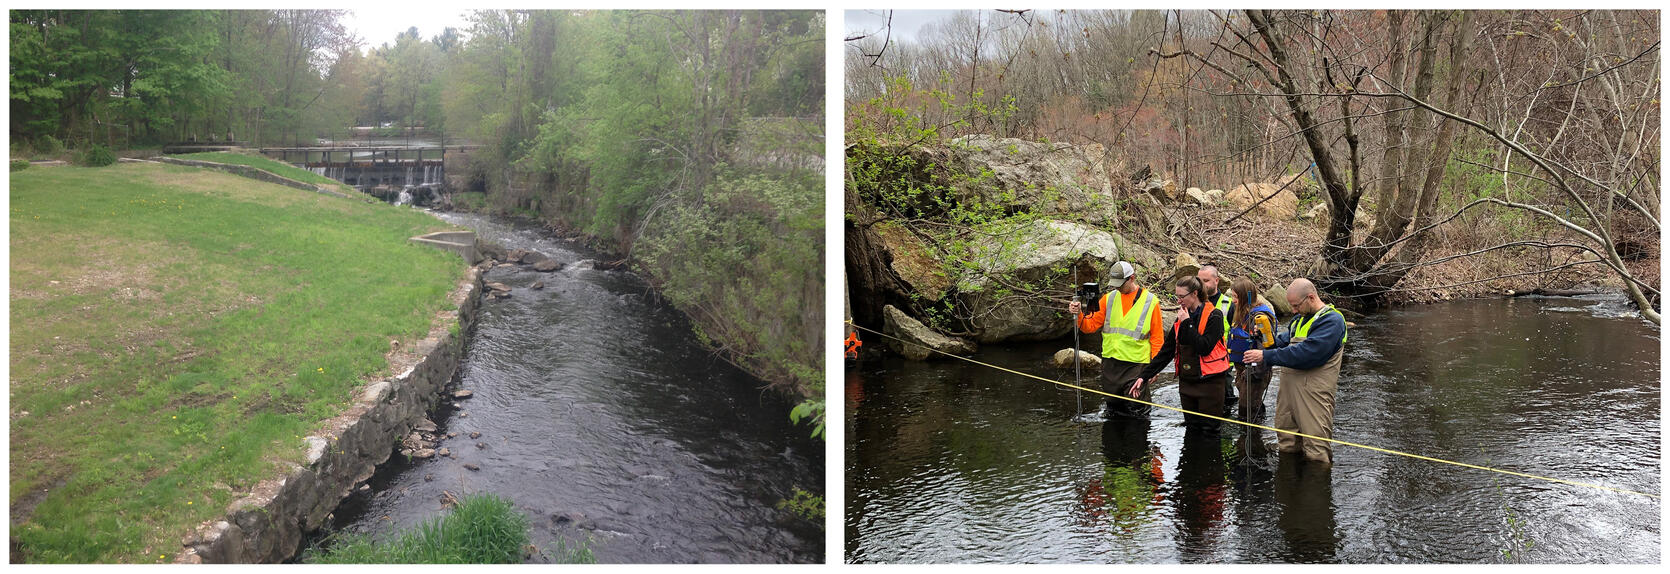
303,494 -> 562,564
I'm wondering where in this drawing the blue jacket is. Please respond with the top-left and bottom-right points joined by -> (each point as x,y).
1265,309 -> 1346,370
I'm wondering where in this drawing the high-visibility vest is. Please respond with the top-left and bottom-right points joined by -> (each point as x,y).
1213,291 -> 1235,344
1101,288 -> 1159,363
1176,302 -> 1231,376
1290,304 -> 1349,344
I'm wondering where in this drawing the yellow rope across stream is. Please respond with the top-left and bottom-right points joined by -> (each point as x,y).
847,321 -> 1660,499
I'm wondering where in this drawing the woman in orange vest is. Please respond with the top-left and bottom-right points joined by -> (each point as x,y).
1131,276 -> 1230,429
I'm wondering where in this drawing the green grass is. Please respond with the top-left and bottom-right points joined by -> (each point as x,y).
302,494 -> 591,564
169,151 -> 342,189
9,162 -> 464,563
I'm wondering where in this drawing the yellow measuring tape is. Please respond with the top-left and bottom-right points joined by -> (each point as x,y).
846,321 -> 1660,499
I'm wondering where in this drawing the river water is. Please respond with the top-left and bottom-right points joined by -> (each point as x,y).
845,295 -> 1659,563
322,212 -> 823,563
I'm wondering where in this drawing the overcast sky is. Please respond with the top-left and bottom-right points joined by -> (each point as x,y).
343,6 -> 474,50
844,9 -> 959,44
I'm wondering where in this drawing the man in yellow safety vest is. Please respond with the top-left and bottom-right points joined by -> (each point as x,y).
1243,278 -> 1348,464
1069,261 -> 1163,419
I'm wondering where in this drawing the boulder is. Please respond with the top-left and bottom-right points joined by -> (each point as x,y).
521,251 -> 550,265
485,282 -> 511,293
1223,182 -> 1300,219
957,219 -> 1124,343
1185,187 -> 1213,205
940,135 -> 1118,223
1051,348 -> 1102,370
873,221 -> 951,302
1172,253 -> 1200,283
504,249 -> 527,264
1205,189 -> 1225,204
533,260 -> 561,272
1264,283 -> 1293,315
453,390 -> 473,399
1142,178 -> 1179,202
882,305 -> 977,360
1301,202 -> 1328,220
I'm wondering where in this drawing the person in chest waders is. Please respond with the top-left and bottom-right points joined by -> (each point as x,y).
1069,261 -> 1164,419
1132,276 -> 1230,431
1243,278 -> 1348,464
1197,265 -> 1239,413
1226,277 -> 1277,420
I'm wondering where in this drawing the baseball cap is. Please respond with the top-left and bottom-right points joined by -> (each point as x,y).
1111,261 -> 1135,282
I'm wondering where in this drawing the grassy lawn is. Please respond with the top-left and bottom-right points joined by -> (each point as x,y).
9,162 -> 464,563
168,151 -> 344,190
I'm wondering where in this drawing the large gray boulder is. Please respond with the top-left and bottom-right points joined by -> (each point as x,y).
883,305 -> 977,360
942,135 -> 1116,223
1051,348 -> 1102,370
956,219 -> 1124,343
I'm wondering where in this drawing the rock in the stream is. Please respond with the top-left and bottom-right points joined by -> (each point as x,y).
453,389 -> 473,399
531,281 -> 545,290
505,249 -> 528,263
458,412 -> 469,418
1051,349 -> 1102,369
533,260 -> 561,272
437,447 -> 451,457
882,305 -> 976,360
414,419 -> 438,433
463,463 -> 480,471
485,282 -> 511,293
412,448 -> 436,459
469,431 -> 481,439
476,442 -> 487,449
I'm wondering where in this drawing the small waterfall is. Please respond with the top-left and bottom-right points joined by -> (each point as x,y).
405,166 -> 413,186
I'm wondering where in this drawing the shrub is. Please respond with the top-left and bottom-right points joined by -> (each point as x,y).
36,135 -> 63,156
80,145 -> 117,167
12,159 -> 32,172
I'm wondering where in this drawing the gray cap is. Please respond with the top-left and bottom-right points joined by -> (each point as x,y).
1110,261 -> 1136,282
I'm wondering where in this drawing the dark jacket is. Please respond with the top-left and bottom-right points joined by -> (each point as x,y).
1265,308 -> 1347,370
1139,306 -> 1225,383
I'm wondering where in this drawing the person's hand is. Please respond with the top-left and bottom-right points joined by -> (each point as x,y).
1243,349 -> 1263,364
1129,378 -> 1145,397
1175,305 -> 1190,322
1069,300 -> 1082,315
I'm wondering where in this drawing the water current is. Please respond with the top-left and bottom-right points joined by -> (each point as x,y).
322,212 -> 823,563
845,295 -> 1659,563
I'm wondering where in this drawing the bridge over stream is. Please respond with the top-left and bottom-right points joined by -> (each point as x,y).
259,144 -> 480,189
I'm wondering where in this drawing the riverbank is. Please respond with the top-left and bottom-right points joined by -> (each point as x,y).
9,162 -> 465,562
441,171 -> 824,404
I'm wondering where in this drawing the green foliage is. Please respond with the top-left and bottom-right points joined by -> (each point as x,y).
79,145 -> 117,167
789,398 -> 825,440
12,159 -> 32,172
9,162 -> 461,562
36,134 -> 63,156
304,494 -> 544,564
775,486 -> 825,525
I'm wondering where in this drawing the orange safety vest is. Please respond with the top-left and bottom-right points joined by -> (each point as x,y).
1174,302 -> 1230,376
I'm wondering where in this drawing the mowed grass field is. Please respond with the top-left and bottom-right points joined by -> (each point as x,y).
168,151 -> 345,189
9,162 -> 464,563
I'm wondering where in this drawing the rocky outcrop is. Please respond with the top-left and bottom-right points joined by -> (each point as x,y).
882,305 -> 976,360
176,266 -> 483,564
941,135 -> 1117,223
957,219 -> 1125,343
872,221 -> 951,302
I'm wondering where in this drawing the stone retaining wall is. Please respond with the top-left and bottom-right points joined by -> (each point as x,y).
176,268 -> 482,563
150,157 -> 354,199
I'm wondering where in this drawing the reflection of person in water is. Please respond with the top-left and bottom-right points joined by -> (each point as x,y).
1172,425 -> 1232,562
1275,454 -> 1341,563
1077,418 -> 1165,534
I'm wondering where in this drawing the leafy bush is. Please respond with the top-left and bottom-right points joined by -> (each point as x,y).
12,159 -> 32,172
776,486 -> 825,524
36,134 -> 63,156
80,145 -> 117,167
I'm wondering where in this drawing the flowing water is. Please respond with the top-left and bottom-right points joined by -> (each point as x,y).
322,213 -> 823,563
845,295 -> 1659,563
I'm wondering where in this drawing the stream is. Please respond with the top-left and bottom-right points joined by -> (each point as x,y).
845,295 -> 1659,563
319,212 -> 823,563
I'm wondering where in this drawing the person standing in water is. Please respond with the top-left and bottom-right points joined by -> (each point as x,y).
1243,278 -> 1348,464
1069,261 -> 1163,419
